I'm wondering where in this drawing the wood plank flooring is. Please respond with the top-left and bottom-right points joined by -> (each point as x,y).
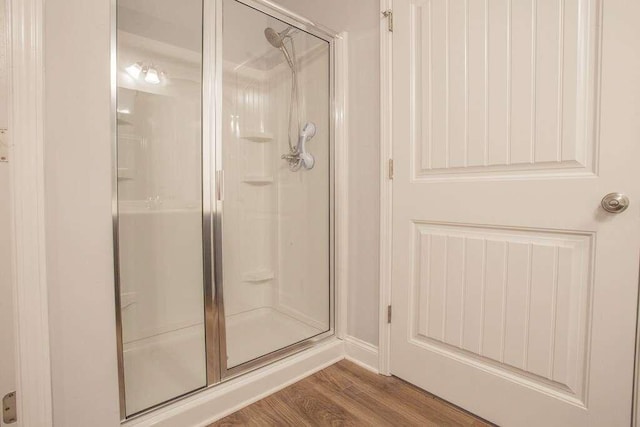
210,360 -> 492,426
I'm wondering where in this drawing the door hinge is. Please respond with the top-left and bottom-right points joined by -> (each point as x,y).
387,305 -> 392,323
382,10 -> 393,32
3,391 -> 17,424
388,159 -> 394,180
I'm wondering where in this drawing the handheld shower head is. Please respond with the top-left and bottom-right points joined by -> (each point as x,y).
264,27 -> 293,48
264,26 -> 295,70
264,27 -> 284,48
265,25 -> 304,168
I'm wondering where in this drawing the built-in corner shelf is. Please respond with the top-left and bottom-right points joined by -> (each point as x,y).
117,112 -> 133,126
242,176 -> 273,185
120,292 -> 137,310
118,168 -> 134,181
240,131 -> 274,142
242,270 -> 275,283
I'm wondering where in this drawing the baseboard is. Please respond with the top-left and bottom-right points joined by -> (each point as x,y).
344,336 -> 379,373
126,339 -> 344,427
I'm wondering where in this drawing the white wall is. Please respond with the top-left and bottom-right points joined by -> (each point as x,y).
44,0 -> 121,424
273,41 -> 331,330
0,0 -> 14,412
272,0 -> 381,346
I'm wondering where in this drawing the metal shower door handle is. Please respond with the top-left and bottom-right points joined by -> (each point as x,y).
601,193 -> 630,213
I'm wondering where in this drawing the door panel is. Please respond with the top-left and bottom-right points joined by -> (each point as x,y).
410,224 -> 591,400
410,0 -> 597,181
390,0 -> 640,425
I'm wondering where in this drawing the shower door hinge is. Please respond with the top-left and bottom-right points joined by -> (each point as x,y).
3,391 -> 17,424
387,305 -> 392,324
388,159 -> 394,180
382,10 -> 393,32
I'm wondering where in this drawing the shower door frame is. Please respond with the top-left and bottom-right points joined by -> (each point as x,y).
112,0 -> 340,420
207,0 -> 338,383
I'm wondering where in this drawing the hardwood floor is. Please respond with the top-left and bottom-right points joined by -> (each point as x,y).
210,360 -> 492,426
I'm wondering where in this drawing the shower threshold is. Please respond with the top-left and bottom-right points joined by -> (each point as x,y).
225,307 -> 324,368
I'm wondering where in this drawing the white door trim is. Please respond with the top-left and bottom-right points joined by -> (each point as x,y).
378,0 -> 393,376
335,32 -> 350,340
7,0 -> 53,425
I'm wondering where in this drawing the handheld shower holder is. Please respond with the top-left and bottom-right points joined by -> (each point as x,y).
281,122 -> 316,171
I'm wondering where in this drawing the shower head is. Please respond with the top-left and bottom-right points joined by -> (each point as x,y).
264,27 -> 285,48
264,26 -> 293,49
264,26 -> 295,70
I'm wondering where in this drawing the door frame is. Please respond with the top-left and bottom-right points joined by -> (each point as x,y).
7,0 -> 54,425
377,0 -> 640,423
378,0 -> 393,377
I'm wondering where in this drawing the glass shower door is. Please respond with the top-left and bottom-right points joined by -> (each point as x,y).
217,0 -> 332,372
113,0 -> 335,417
115,0 -> 208,416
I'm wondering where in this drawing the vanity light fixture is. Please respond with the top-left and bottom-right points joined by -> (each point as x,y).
125,61 -> 165,85
125,62 -> 143,79
144,66 -> 161,84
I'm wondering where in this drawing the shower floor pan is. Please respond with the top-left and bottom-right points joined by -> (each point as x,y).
122,308 -> 324,415
225,307 -> 324,368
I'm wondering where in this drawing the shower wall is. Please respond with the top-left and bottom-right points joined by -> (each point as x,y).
271,45 -> 330,329
221,19 -> 331,368
221,65 -> 276,317
273,0 -> 381,347
222,48 -> 330,324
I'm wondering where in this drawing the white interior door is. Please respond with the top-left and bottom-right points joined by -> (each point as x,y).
390,0 -> 640,425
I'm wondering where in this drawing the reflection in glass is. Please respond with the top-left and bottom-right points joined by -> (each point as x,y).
116,0 -> 206,416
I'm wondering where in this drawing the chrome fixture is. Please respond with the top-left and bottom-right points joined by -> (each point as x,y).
264,26 -> 316,171
601,193 -> 630,213
264,27 -> 294,65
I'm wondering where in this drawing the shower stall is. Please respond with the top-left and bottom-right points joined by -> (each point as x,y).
113,0 -> 335,418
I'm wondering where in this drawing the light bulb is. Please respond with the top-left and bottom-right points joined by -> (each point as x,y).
145,67 -> 161,84
125,62 -> 143,79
